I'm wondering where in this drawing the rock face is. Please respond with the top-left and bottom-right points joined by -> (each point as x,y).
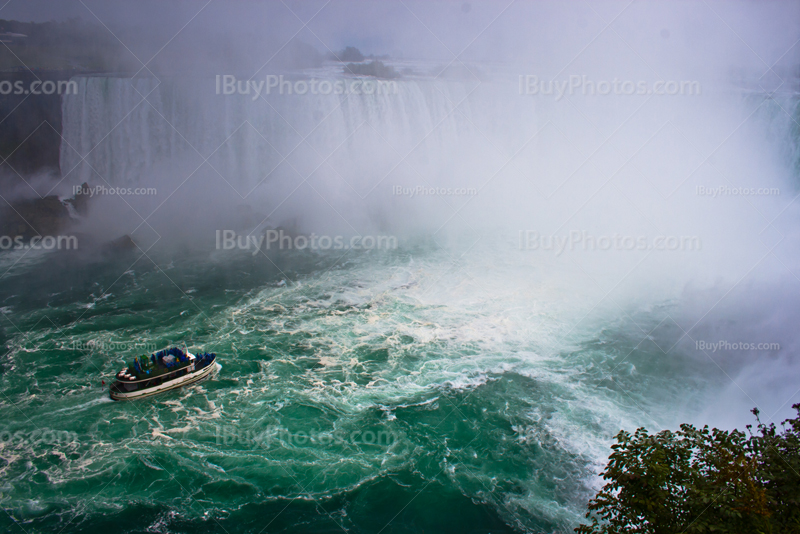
344,60 -> 400,79
65,182 -> 91,215
0,71 -> 77,175
0,182 -> 88,238
101,234 -> 137,255
0,195 -> 70,238
0,183 -> 137,257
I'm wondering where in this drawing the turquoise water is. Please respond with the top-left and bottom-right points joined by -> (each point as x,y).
0,240 -> 717,533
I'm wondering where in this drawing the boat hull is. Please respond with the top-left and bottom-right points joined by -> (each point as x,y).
110,361 -> 219,401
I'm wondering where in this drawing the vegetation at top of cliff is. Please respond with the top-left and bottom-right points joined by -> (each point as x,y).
0,18 -> 133,71
334,46 -> 364,62
577,404 -> 800,533
344,60 -> 400,79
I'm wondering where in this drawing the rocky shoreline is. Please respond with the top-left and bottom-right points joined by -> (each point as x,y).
0,182 -> 136,252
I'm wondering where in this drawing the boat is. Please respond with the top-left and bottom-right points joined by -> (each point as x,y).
109,346 -> 219,401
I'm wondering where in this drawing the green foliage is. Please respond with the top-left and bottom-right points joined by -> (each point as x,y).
748,406 -> 800,533
578,404 -> 800,533
338,46 -> 365,62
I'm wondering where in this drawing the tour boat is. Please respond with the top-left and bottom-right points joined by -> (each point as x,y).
109,347 -> 219,401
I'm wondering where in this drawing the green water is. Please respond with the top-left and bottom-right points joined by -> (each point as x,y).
0,242 -> 715,533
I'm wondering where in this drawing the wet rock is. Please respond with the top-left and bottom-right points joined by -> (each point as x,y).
0,182 -> 94,240
0,195 -> 70,238
344,60 -> 400,79
101,234 -> 137,254
64,182 -> 90,215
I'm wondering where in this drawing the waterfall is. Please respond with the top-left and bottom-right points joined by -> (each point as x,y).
59,75 -> 522,197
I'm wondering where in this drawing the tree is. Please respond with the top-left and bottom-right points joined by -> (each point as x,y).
577,424 -> 771,533
338,46 -> 364,62
748,405 -> 800,533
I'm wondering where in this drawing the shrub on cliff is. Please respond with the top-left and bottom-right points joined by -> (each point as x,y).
577,404 -> 800,533
748,406 -> 800,532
